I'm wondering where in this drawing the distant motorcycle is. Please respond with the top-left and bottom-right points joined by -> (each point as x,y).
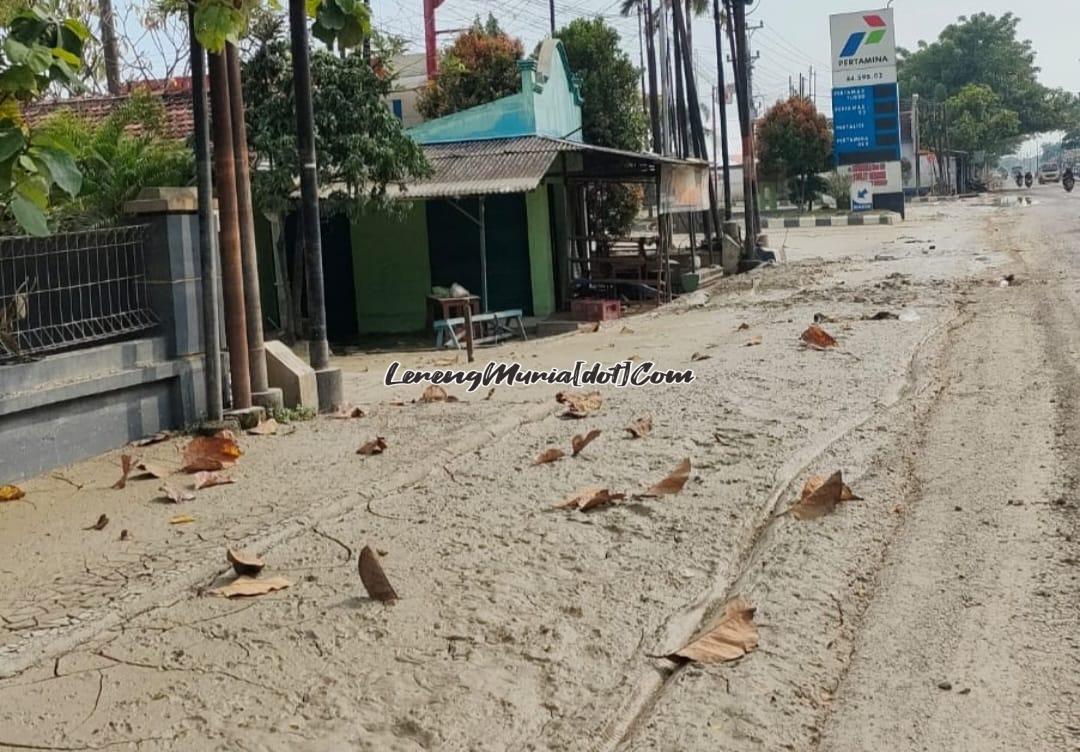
1024,171 -> 1034,188
1015,170 -> 1024,188
1064,167 -> 1075,193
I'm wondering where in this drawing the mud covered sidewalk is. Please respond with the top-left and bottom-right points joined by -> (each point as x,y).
1,199 -> 1064,751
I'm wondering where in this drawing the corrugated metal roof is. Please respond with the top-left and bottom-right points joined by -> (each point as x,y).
394,137 -> 572,199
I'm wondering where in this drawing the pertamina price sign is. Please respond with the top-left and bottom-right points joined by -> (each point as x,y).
829,8 -> 904,216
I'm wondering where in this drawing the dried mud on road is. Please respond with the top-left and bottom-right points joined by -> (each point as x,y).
1,196 -> 1077,751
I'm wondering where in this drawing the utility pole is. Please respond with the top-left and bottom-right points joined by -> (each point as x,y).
712,0 -> 732,220
657,2 -> 673,155
549,0 -> 555,35
727,0 -> 757,261
288,0 -> 344,412
207,51 -> 252,410
188,5 -> 222,422
637,4 -> 647,119
912,93 -> 921,196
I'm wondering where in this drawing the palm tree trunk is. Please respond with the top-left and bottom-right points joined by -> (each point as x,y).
98,0 -> 121,94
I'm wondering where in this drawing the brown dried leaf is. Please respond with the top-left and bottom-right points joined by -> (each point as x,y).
556,390 -> 603,419
169,515 -> 196,525
801,473 -> 862,503
193,472 -> 235,490
112,454 -> 134,489
571,429 -> 602,457
331,405 -> 366,419
389,398 -> 407,407
620,326 -> 635,334
625,416 -> 653,439
791,471 -> 847,520
119,529 -> 129,541
691,352 -> 712,362
86,514 -> 109,531
643,458 -> 691,497
359,545 -> 398,603
672,597 -> 758,663
484,388 -> 496,401
801,325 -> 838,350
135,461 -> 169,480
357,437 -> 388,456
132,431 -> 171,447
0,484 -> 25,502
227,549 -> 266,577
160,484 -> 195,503
420,385 -> 451,403
248,418 -> 280,436
737,322 -> 750,331
534,448 -> 566,465
746,336 -> 763,347
553,487 -> 626,511
209,576 -> 291,598
182,436 -> 242,473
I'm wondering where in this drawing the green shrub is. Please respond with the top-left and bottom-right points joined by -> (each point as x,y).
825,171 -> 852,212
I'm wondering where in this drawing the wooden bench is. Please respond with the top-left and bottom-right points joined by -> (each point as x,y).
433,309 -> 528,350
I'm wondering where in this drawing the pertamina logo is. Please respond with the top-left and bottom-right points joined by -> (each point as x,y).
838,14 -> 889,65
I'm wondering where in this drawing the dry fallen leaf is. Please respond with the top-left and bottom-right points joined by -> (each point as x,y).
112,454 -> 135,489
737,322 -> 750,331
671,596 -> 758,663
0,485 -> 25,502
801,325 -> 838,350
86,514 -> 109,531
790,471 -> 851,520
209,576 -> 291,598
571,429 -> 602,457
182,436 -> 242,473
628,354 -> 642,362
691,352 -> 712,362
554,487 -> 626,511
132,431 -> 171,447
169,515 -> 196,525
625,416 -> 653,439
331,405 -> 366,419
746,336 -> 763,347
193,472 -> 235,490
135,461 -> 170,480
359,545 -> 398,603
534,448 -> 566,465
484,388 -> 496,401
389,398 -> 406,407
357,437 -> 388,456
227,549 -> 266,577
248,418 -> 279,436
643,458 -> 691,497
160,484 -> 195,503
419,385 -> 458,403
556,391 -> 603,419
620,326 -> 635,334
801,473 -> 861,503
119,529 -> 129,541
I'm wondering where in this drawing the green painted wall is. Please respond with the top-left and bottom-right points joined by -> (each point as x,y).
350,203 -> 431,333
526,187 -> 556,317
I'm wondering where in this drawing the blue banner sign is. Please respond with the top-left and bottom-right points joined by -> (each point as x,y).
833,83 -> 900,166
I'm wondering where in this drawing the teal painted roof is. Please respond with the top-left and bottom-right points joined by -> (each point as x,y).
408,38 -> 584,145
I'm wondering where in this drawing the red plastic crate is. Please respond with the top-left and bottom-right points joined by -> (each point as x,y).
572,298 -> 622,322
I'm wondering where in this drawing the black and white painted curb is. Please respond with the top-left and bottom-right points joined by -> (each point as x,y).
760,213 -> 899,229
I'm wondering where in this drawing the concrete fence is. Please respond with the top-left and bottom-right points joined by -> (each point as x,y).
0,189 -> 212,482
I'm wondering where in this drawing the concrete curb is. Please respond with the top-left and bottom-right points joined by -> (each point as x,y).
760,213 -> 898,229
908,193 -> 978,204
0,398 -> 561,679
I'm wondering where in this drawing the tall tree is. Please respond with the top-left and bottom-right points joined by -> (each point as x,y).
944,84 -> 1022,164
557,18 -> 647,236
898,13 -> 1077,136
756,96 -> 831,211
243,25 -> 430,218
416,15 -> 523,120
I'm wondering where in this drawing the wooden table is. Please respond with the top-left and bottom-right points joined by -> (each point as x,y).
426,295 -> 480,331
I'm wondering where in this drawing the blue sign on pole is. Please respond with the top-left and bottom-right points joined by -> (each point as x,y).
832,83 -> 900,166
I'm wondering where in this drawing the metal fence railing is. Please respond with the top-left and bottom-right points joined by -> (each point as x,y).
0,225 -> 158,364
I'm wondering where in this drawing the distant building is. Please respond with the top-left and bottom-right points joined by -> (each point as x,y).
385,53 -> 428,129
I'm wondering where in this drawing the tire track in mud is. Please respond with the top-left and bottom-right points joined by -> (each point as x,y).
585,302 -> 969,752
